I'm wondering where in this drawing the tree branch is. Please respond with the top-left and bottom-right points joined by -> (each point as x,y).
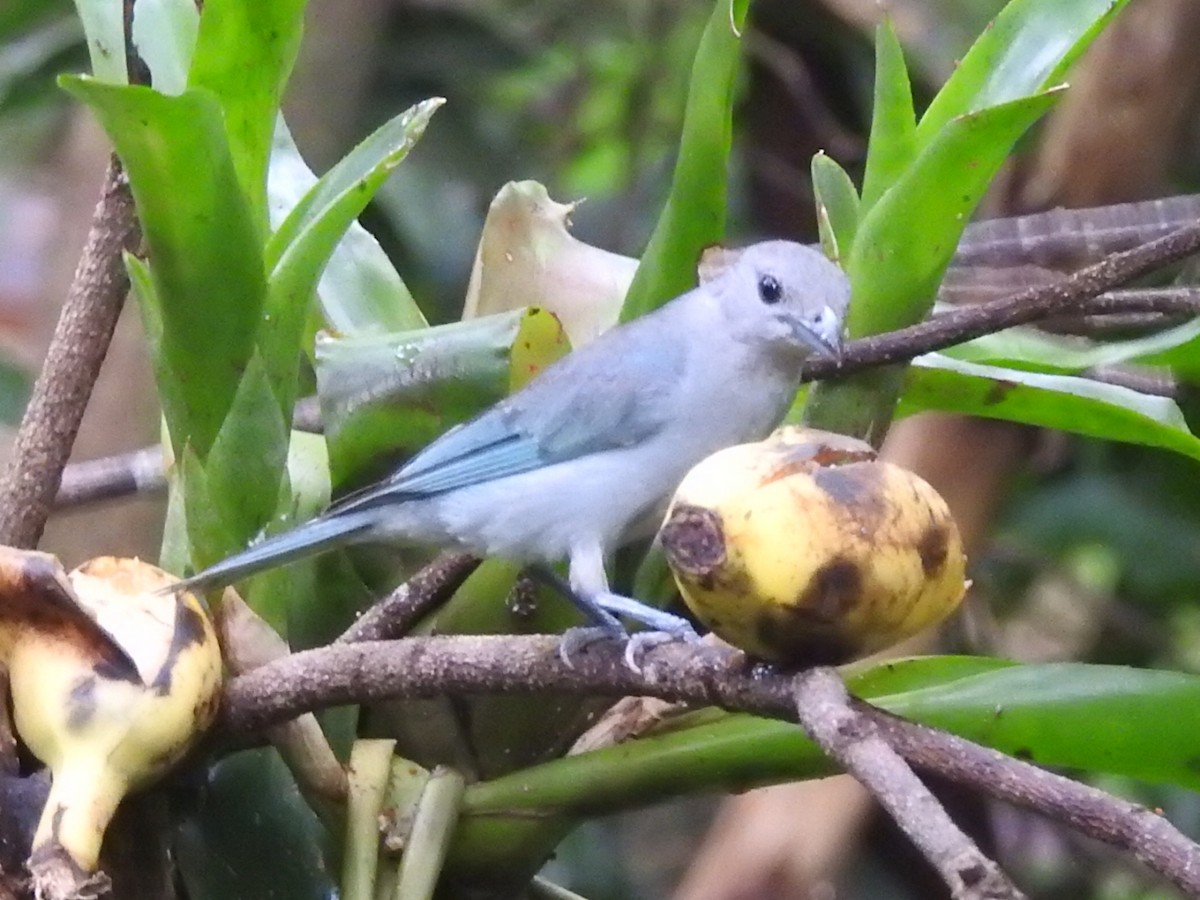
336,553 -> 480,643
216,634 -> 1200,896
792,668 -> 1023,899
802,221 -> 1200,381
0,157 -> 140,548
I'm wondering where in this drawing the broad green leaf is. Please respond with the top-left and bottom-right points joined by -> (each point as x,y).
188,0 -> 306,231
918,0 -> 1129,142
266,99 -> 445,269
316,308 -> 569,488
267,118 -> 425,336
899,354 -> 1200,462
949,319 -> 1200,373
847,90 -> 1061,338
810,152 -> 859,265
130,0 -> 198,95
860,18 -> 916,211
179,447 -> 234,579
70,0 -> 126,83
449,658 -> 1200,881
263,98 -> 444,416
619,0 -> 748,321
201,351 -> 290,563
175,750 -> 336,900
63,77 -> 266,458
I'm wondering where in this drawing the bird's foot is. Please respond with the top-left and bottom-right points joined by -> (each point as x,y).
558,619 -> 701,673
559,622 -> 626,667
621,620 -> 701,673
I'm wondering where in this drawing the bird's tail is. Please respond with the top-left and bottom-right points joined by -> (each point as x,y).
162,509 -> 379,595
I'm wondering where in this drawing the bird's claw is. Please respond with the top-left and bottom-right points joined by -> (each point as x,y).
558,620 -> 702,673
559,624 -> 626,667
622,621 -> 701,673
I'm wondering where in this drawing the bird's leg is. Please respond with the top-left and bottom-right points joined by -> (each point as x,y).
594,592 -> 700,671
525,564 -> 626,636
535,547 -> 702,671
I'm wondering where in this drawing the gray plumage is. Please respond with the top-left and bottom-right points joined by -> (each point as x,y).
171,240 -> 851,662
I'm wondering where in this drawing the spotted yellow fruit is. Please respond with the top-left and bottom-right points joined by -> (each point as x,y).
1,554 -> 223,883
660,427 -> 967,666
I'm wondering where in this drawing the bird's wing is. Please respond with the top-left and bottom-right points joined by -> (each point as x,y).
330,308 -> 689,515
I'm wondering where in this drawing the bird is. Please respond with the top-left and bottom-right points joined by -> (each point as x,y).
168,240 -> 850,668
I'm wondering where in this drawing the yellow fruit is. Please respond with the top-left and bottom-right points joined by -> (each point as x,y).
0,553 -> 223,886
660,427 -> 966,666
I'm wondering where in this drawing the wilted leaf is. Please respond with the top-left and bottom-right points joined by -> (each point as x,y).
463,181 -> 635,346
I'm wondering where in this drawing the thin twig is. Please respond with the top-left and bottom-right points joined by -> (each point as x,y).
793,668 -> 1023,900
0,157 -> 140,548
863,702 -> 1200,899
336,553 -> 480,643
53,444 -> 164,509
1084,367 -> 1178,398
803,221 -> 1200,381
215,634 -> 1200,896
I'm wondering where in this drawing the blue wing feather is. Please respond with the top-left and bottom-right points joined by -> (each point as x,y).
330,300 -> 691,514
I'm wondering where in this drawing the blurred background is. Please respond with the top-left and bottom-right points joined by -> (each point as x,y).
4,0 -> 1200,896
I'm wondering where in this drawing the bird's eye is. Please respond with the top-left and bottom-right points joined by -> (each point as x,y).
758,274 -> 782,305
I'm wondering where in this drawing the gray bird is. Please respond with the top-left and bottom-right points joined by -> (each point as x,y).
171,240 -> 850,666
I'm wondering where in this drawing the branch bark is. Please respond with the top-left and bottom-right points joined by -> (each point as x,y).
792,668 -> 1023,899
216,634 -> 1200,897
801,221 -> 1200,382
0,157 -> 139,549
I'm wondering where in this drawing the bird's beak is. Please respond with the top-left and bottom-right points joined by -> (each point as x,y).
790,305 -> 844,360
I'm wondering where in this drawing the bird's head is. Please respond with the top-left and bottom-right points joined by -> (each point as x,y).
704,241 -> 850,361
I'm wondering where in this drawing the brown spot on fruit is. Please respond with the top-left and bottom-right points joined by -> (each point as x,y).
661,505 -> 726,586
753,610 -> 857,668
795,557 -> 862,624
151,602 -> 209,695
810,466 -> 887,529
917,523 -> 950,576
810,446 -> 875,468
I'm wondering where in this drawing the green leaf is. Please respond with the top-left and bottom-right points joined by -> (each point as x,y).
179,447 -> 234,577
316,308 -> 568,488
268,118 -> 426,336
810,152 -> 859,265
187,0 -> 307,231
871,660 -> 1200,791
202,351 -> 290,562
859,18 -> 916,211
619,0 -> 748,320
847,90 -> 1062,338
948,319 -> 1200,374
175,750 -> 336,900
1133,321 -> 1200,379
899,354 -> 1200,462
263,98 -> 444,415
918,0 -> 1130,142
63,76 -> 266,458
